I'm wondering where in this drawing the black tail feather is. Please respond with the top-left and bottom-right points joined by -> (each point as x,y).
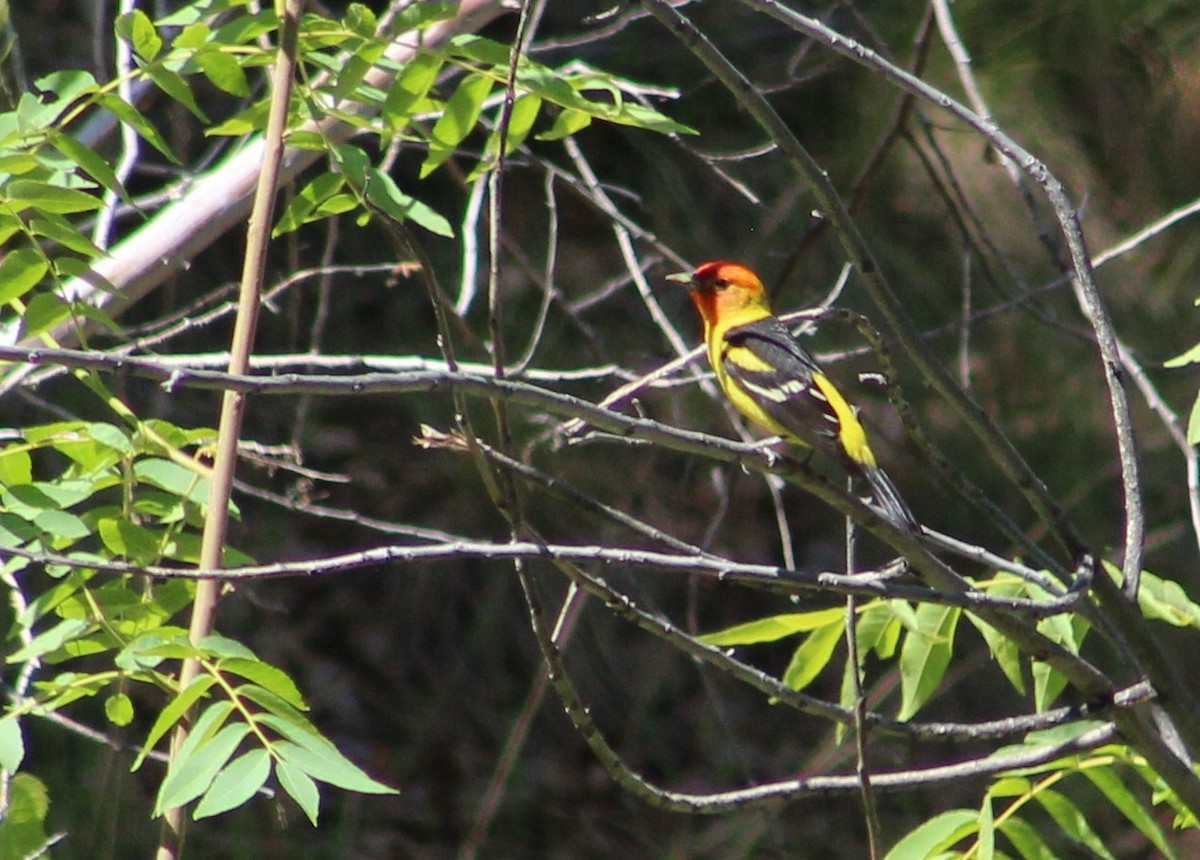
860,463 -> 918,531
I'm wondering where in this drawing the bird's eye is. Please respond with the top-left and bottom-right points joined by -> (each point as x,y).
714,279 -> 729,290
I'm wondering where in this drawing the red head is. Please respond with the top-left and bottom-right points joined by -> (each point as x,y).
668,261 -> 771,331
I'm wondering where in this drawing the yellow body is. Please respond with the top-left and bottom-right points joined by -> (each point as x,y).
671,260 -> 915,529
680,261 -> 877,467
706,307 -> 877,467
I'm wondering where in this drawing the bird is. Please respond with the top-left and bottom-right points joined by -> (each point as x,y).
668,260 -> 917,530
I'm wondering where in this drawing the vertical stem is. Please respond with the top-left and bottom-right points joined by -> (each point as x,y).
845,498 -> 880,858
155,3 -> 303,857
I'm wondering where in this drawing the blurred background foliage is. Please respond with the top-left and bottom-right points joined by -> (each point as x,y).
6,0 -> 1200,857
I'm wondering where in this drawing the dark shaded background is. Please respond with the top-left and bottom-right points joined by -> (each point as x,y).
8,0 -> 1200,856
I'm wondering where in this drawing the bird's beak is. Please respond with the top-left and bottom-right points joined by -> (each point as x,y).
666,271 -> 695,286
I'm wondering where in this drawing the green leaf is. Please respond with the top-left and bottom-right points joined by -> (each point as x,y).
898,604 -> 960,720
277,759 -> 320,825
31,214 -> 107,258
159,0 -> 250,28
998,816 -> 1056,860
98,517 -> 163,564
274,172 -> 347,236
1188,392 -> 1200,446
116,9 -> 162,61
1164,342 -> 1200,368
535,107 -> 592,141
474,93 -> 541,176
7,618 -> 91,663
446,34 -> 510,66
700,607 -> 845,646
193,748 -> 270,819
1082,767 -> 1176,859
274,739 -> 396,795
390,1 -> 456,31
133,676 -> 219,771
8,179 -> 102,214
1036,788 -> 1117,860
145,65 -> 208,121
343,3 -> 378,37
105,692 -> 135,726
173,21 -> 211,51
220,659 -> 307,710
781,619 -> 845,692
978,794 -> 994,860
0,248 -> 48,304
331,50 -> 380,102
32,69 -> 99,114
383,52 -> 443,133
883,810 -> 978,860
196,633 -> 257,661
1032,607 -> 1088,711
100,93 -> 179,163
363,167 -> 453,237
0,714 -> 25,770
420,72 -> 493,178
33,508 -> 91,541
206,100 -> 270,136
156,722 -> 250,814
212,8 -> 277,46
133,458 -> 208,504
0,447 -> 32,486
195,49 -> 250,97
18,293 -> 73,340
0,773 -> 50,859
243,689 -> 311,735
857,601 -> 901,660
965,613 -> 1026,695
88,421 -> 134,455
51,134 -> 131,204
1136,568 -> 1200,628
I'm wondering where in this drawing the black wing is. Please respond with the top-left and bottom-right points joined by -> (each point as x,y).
721,316 -> 842,450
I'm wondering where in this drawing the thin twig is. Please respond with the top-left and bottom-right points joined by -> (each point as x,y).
157,3 -> 302,856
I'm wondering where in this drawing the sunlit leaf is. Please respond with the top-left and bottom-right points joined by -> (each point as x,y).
133,458 -> 207,504
998,815 -> 1056,860
274,739 -> 396,795
132,676 -> 220,771
31,215 -> 107,258
116,9 -> 162,61
383,52 -> 443,133
1035,789 -> 1117,860
220,659 -> 307,710
7,180 -> 101,214
883,810 -> 978,860
535,107 -> 591,141
277,759 -> 320,825
898,604 -> 960,720
51,134 -> 131,204
420,72 -> 493,178
145,66 -> 208,121
193,749 -> 270,819
274,172 -> 346,236
155,722 -> 250,814
781,619 -> 844,692
1083,768 -> 1177,859
105,692 -> 134,726
7,618 -> 91,663
195,49 -> 250,97
699,607 -> 845,646
100,93 -> 179,163
0,248 -> 48,304
0,715 -> 25,771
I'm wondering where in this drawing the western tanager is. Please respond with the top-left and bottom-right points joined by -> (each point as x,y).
669,260 -> 916,530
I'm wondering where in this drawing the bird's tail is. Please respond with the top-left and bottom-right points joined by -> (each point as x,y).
859,463 -> 918,531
